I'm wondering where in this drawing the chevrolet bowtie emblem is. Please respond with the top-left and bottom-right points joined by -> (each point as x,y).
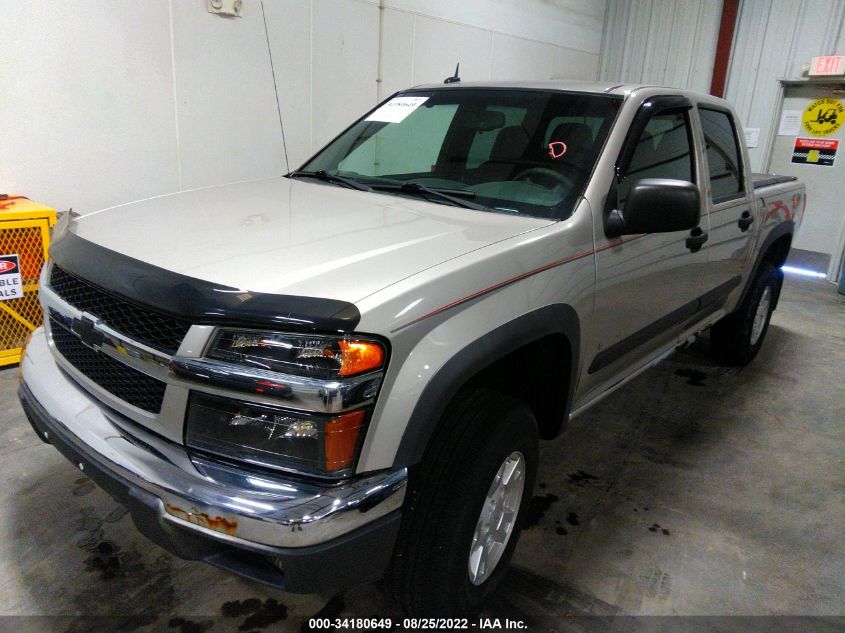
72,316 -> 105,351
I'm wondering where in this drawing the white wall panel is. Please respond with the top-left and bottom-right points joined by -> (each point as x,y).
379,8 -> 416,99
411,16 -> 493,85
1,0 -> 610,213
310,0 -> 380,150
171,1 -> 285,189
552,47 -> 601,80
0,1 -> 179,213
381,3 -> 604,95
262,0 -> 312,169
599,0 -> 722,93
385,0 -> 605,53
490,34 -> 555,81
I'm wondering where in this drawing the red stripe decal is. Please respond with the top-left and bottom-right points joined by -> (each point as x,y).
395,234 -> 646,330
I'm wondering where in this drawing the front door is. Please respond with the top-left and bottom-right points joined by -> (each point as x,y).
577,98 -> 708,407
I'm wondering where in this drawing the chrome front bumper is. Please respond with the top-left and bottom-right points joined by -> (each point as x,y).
20,327 -> 407,551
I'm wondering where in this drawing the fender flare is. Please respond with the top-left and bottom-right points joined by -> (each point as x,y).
392,304 -> 580,468
736,221 -> 794,309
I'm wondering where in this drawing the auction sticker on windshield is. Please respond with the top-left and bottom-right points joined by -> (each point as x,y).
366,96 -> 429,123
0,255 -> 22,300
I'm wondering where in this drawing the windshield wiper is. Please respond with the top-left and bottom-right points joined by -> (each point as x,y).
288,170 -> 372,192
371,182 -> 489,211
289,173 -> 491,211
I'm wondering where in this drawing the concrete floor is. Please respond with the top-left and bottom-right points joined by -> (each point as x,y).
0,275 -> 843,632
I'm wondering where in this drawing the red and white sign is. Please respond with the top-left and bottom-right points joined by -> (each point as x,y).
795,138 -> 840,150
809,55 -> 845,77
792,137 -> 839,167
0,254 -> 22,301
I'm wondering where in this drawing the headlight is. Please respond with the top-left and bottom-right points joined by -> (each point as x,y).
206,329 -> 384,378
179,328 -> 387,478
186,393 -> 367,476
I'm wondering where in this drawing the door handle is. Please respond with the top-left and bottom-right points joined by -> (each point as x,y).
738,210 -> 754,232
686,227 -> 708,253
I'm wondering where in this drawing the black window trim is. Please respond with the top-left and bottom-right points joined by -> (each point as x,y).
615,94 -> 696,183
697,103 -> 747,205
608,95 -> 698,219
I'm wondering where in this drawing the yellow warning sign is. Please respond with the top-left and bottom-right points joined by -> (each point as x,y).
801,97 -> 844,136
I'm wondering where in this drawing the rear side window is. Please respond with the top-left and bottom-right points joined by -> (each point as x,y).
620,110 -> 694,204
699,108 -> 744,202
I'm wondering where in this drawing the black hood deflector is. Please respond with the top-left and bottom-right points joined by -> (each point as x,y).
49,232 -> 361,333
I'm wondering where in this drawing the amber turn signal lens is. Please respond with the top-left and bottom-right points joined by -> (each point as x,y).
338,340 -> 384,376
324,410 -> 366,472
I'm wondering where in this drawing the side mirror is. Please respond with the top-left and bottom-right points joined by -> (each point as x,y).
606,178 -> 700,237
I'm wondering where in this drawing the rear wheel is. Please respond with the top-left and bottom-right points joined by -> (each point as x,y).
711,262 -> 781,365
388,389 -> 538,616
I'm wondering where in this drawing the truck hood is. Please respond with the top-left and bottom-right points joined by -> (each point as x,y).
73,177 -> 551,303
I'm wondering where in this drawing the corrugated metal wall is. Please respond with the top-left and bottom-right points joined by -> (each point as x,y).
725,0 -> 845,171
600,0 -> 845,172
599,0 -> 723,94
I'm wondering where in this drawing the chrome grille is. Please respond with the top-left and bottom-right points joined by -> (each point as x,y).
49,317 -> 167,414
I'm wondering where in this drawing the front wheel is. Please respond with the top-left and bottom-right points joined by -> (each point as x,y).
388,389 -> 539,616
711,262 -> 781,365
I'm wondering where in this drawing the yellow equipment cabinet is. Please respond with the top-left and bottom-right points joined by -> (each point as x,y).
0,195 -> 56,366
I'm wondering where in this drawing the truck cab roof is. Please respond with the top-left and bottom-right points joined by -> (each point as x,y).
409,80 -> 734,108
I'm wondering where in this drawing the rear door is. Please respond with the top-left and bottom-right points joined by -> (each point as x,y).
695,106 -> 756,302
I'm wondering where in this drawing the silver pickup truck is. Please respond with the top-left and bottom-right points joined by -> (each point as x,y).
19,81 -> 804,616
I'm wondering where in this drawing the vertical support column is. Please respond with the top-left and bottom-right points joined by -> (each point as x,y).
710,0 -> 740,97
377,0 -> 385,102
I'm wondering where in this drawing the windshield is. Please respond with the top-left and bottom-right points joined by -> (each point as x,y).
298,88 -> 621,220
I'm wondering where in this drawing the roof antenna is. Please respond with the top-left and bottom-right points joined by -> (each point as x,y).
444,62 -> 461,84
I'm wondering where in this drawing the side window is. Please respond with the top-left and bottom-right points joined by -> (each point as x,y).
620,110 -> 694,204
699,108 -> 744,202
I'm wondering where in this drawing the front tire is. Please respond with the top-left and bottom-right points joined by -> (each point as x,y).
388,389 -> 538,617
711,262 -> 781,365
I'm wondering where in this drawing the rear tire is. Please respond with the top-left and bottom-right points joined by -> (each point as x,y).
388,389 -> 538,617
711,262 -> 781,366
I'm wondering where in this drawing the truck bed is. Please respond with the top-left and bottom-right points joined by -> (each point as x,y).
752,173 -> 798,190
